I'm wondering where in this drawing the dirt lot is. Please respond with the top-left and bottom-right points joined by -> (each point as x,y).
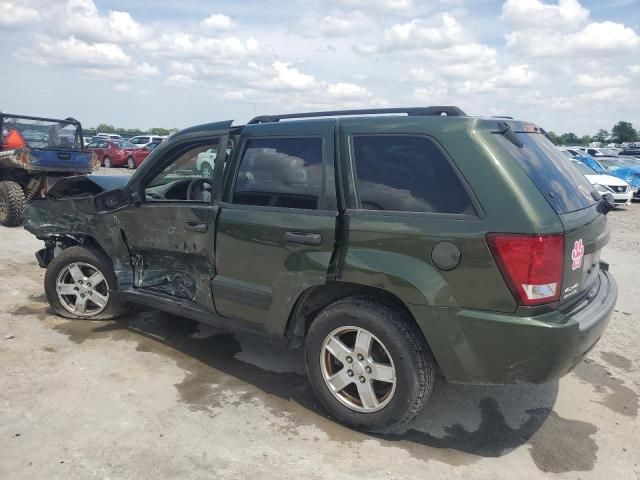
0,198 -> 638,480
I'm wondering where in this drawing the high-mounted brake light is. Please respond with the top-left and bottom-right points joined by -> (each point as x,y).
2,129 -> 27,150
487,233 -> 564,306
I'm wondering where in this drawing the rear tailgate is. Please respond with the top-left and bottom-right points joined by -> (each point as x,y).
559,206 -> 609,308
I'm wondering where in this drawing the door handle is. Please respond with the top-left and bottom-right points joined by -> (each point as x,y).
285,231 -> 322,246
184,221 -> 208,233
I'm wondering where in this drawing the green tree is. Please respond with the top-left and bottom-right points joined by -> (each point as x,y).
149,127 -> 171,135
559,132 -> 579,145
95,123 -> 116,133
546,131 -> 560,145
579,135 -> 591,145
593,129 -> 609,143
611,121 -> 638,143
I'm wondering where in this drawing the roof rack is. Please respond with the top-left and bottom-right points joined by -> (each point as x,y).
248,106 -> 466,125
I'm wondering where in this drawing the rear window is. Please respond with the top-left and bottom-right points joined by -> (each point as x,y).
496,133 -> 597,214
1,115 -> 82,150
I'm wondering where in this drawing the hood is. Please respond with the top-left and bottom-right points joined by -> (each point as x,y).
606,166 -> 640,188
584,173 -> 630,186
47,174 -> 129,199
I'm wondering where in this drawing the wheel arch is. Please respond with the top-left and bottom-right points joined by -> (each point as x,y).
284,282 -> 436,360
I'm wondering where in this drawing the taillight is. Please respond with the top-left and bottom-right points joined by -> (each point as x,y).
487,233 -> 564,306
2,129 -> 27,149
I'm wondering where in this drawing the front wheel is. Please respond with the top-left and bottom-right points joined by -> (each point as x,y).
44,246 -> 126,320
0,180 -> 26,227
103,156 -> 112,168
127,156 -> 135,169
305,296 -> 435,433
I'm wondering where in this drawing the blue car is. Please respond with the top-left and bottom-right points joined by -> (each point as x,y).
562,148 -> 640,199
596,156 -> 640,198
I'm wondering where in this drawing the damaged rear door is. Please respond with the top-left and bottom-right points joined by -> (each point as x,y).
115,125 -> 230,310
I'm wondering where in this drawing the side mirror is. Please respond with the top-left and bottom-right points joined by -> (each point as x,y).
94,188 -> 133,213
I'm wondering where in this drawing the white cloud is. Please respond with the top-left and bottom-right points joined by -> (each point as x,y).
293,11 -> 371,38
201,13 -> 235,31
358,14 -> 467,54
165,74 -> 197,88
21,36 -> 132,67
143,33 -> 260,62
506,21 -> 640,57
575,73 -> 630,87
494,64 -> 542,87
266,61 -> 317,90
114,83 -> 131,91
61,0 -> 148,43
0,2 -> 40,26
501,0 -> 589,31
628,65 -> 640,76
326,82 -> 371,99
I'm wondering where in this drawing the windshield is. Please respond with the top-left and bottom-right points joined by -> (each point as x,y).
496,132 -> 597,214
601,157 -> 640,168
572,161 -> 596,176
116,141 -> 135,148
601,148 -> 619,156
1,115 -> 82,150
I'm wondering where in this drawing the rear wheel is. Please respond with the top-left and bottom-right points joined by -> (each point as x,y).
0,180 -> 26,227
103,156 -> 112,168
305,296 -> 435,433
127,156 -> 135,169
44,246 -> 126,320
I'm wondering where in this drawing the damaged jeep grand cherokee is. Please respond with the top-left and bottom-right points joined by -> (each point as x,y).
24,107 -> 617,433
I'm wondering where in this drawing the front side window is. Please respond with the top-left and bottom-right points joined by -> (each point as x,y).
145,142 -> 219,202
351,135 -> 475,215
232,137 -> 323,210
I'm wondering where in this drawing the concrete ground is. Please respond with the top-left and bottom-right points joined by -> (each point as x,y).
0,201 -> 638,480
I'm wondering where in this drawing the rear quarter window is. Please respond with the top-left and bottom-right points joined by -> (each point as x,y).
496,133 -> 597,214
351,135 -> 475,215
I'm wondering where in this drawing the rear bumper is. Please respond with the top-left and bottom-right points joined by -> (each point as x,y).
411,269 -> 616,384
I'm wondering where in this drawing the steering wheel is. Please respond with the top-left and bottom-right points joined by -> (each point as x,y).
187,178 -> 212,201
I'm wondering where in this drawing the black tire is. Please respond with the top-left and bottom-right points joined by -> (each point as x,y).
0,180 -> 26,227
44,246 -> 127,320
305,296 -> 435,433
103,156 -> 112,168
127,157 -> 135,169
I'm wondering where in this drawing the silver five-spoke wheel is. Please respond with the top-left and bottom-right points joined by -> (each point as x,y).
320,326 -> 396,413
56,262 -> 110,317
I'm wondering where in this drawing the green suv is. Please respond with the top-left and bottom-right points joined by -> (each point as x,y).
24,107 -> 617,433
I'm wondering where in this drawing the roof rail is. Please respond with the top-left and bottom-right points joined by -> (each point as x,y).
248,106 -> 466,124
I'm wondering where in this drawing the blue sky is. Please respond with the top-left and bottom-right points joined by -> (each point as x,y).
0,0 -> 638,135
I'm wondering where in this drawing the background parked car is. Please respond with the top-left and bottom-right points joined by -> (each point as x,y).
125,141 -> 162,169
570,159 -> 632,206
128,135 -> 166,148
85,139 -> 138,168
196,147 -> 216,177
95,133 -> 122,140
596,156 -> 640,198
619,148 -> 640,158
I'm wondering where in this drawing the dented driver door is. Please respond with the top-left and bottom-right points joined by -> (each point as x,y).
115,128 -> 230,311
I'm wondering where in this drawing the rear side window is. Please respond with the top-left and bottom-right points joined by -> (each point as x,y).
233,137 -> 323,210
351,135 -> 475,215
496,133 -> 596,214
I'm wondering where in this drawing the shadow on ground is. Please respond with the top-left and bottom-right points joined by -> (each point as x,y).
12,301 -> 602,472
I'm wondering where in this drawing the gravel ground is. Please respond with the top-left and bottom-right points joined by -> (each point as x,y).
0,203 -> 638,480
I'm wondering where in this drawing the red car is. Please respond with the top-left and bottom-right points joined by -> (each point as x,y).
85,139 -> 138,168
126,141 -> 162,169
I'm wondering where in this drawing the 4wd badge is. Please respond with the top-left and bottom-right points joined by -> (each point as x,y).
571,239 -> 585,271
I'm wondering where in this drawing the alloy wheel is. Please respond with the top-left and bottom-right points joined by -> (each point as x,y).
320,326 -> 397,413
56,262 -> 110,317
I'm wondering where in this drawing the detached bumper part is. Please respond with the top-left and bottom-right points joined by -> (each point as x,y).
411,270 -> 616,384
